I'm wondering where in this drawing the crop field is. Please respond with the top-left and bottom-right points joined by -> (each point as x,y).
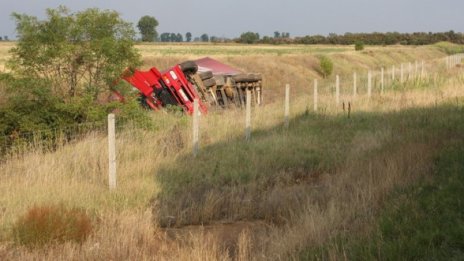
1,42 -> 464,260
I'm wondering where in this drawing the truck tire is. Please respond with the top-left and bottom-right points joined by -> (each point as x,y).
232,73 -> 256,83
251,73 -> 263,81
179,61 -> 198,74
203,78 -> 216,88
199,71 -> 213,80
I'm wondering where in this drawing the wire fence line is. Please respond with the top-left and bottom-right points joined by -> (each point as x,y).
1,54 -> 462,159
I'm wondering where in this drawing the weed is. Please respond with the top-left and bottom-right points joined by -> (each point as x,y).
12,204 -> 93,247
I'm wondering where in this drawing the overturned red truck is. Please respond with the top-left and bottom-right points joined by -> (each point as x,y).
118,58 -> 263,114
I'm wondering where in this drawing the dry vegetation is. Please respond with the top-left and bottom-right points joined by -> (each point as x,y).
0,43 -> 463,260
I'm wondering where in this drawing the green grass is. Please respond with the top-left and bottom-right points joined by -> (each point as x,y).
300,115 -> 464,260
152,98 -> 464,228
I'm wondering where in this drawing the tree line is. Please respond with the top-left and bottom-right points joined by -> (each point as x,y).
136,15 -> 463,46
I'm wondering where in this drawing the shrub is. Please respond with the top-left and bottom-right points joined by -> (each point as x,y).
318,56 -> 334,78
12,205 -> 93,247
355,41 -> 365,51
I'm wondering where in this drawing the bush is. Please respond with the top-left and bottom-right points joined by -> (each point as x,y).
355,41 -> 365,51
12,205 -> 93,247
318,56 -> 334,78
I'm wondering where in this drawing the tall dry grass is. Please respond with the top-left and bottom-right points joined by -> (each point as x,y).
0,45 -> 463,260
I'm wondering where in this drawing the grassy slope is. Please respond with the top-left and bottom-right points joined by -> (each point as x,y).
0,43 -> 463,259
301,143 -> 464,260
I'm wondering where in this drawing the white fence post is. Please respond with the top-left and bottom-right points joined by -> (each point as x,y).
192,99 -> 200,156
336,75 -> 340,105
408,62 -> 412,80
245,90 -> 251,141
367,70 -> 372,99
353,72 -> 357,97
108,114 -> 117,190
415,61 -> 418,79
313,79 -> 318,112
284,84 -> 290,128
400,63 -> 404,83
381,67 -> 384,94
421,60 -> 425,79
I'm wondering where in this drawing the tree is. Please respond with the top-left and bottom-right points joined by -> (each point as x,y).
200,33 -> 209,42
170,33 -> 177,42
9,6 -> 141,99
239,32 -> 260,44
274,31 -> 280,38
355,41 -> 365,51
186,32 -> 192,42
318,56 -> 333,78
160,32 -> 170,42
137,15 -> 159,42
176,33 -> 183,42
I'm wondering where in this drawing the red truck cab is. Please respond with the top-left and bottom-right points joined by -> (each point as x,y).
122,63 -> 207,115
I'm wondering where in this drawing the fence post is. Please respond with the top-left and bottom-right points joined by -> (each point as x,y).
192,99 -> 200,156
336,75 -> 340,106
353,72 -> 357,97
108,114 -> 117,190
400,63 -> 404,83
284,84 -> 290,128
415,61 -> 418,79
245,90 -> 251,141
367,70 -> 372,99
381,67 -> 384,94
408,62 -> 412,80
313,79 -> 318,112
421,60 -> 425,79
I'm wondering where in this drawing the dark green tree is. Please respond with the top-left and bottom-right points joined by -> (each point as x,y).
239,32 -> 260,44
200,33 -> 209,42
9,6 -> 141,99
170,33 -> 177,42
186,32 -> 192,42
274,31 -> 280,38
176,33 -> 183,42
160,33 -> 170,42
137,15 -> 159,42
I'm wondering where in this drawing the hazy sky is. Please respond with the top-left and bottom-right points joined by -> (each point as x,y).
0,0 -> 463,39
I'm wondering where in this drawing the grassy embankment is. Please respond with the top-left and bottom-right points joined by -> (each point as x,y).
0,43 -> 463,259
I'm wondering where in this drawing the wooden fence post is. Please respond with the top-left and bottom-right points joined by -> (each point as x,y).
192,99 -> 200,156
367,70 -> 372,99
408,62 -> 412,80
336,75 -> 340,105
381,67 -> 384,94
421,61 -> 425,79
245,90 -> 251,141
108,114 -> 117,190
313,79 -> 318,112
353,72 -> 357,97
284,84 -> 290,128
400,63 -> 404,83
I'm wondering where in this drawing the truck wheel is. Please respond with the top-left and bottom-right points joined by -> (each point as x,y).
199,71 -> 213,80
203,78 -> 216,88
179,61 -> 198,74
232,73 -> 256,83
